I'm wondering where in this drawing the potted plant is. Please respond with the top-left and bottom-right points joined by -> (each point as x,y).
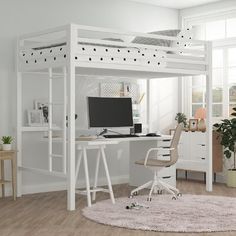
175,112 -> 187,128
213,107 -> 236,187
1,136 -> 13,151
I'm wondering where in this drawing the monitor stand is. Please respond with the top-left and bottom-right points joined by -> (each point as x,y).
98,128 -> 123,136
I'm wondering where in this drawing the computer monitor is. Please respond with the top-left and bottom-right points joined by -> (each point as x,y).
87,97 -> 133,128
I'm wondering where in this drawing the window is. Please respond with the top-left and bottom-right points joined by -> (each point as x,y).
206,20 -> 225,40
228,47 -> 236,115
212,49 -> 223,117
226,18 -> 236,38
187,17 -> 236,118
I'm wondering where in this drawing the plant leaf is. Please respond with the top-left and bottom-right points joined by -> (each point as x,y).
224,150 -> 232,159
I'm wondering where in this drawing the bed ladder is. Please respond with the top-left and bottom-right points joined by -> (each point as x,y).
48,67 -> 67,174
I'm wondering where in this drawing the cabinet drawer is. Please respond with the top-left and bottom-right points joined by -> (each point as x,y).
160,175 -> 176,187
191,132 -> 206,143
158,165 -> 176,177
191,144 -> 206,160
195,154 -> 207,162
157,139 -> 171,148
177,143 -> 185,155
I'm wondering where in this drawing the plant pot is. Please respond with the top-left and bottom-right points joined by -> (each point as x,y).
2,144 -> 12,151
227,169 -> 236,187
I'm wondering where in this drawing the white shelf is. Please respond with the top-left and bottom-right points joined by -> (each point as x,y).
21,126 -> 61,132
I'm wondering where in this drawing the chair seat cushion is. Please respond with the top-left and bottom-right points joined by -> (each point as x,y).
135,158 -> 171,167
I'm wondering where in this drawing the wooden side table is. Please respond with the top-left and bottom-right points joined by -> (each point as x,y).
0,150 -> 17,200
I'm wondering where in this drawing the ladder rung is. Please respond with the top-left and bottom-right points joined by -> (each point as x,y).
50,127 -> 62,131
50,154 -> 63,158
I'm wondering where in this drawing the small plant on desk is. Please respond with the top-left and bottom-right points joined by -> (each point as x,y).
1,136 -> 13,151
175,112 -> 187,128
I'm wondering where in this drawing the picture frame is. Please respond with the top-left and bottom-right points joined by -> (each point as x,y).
27,110 -> 44,126
189,119 -> 198,132
34,100 -> 49,124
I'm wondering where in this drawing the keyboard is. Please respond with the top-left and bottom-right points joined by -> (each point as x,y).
103,134 -> 139,138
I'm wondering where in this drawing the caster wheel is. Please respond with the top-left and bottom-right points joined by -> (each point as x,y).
133,191 -> 138,196
157,190 -> 163,195
177,193 -> 182,197
172,196 -> 177,200
147,197 -> 152,201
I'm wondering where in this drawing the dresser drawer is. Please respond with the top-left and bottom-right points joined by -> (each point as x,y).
158,165 -> 176,177
191,143 -> 206,161
157,139 -> 171,148
160,175 -> 176,187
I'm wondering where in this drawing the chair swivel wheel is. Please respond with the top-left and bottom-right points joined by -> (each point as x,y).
177,192 -> 182,197
133,191 -> 138,196
157,190 -> 163,195
172,196 -> 177,200
147,197 -> 152,201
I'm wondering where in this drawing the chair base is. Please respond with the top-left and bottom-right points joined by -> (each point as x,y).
130,172 -> 181,201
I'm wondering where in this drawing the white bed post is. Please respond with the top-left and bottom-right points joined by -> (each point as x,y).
63,66 -> 67,174
67,24 -> 77,211
147,79 -> 151,133
206,41 -> 213,192
16,37 -> 22,197
48,68 -> 53,172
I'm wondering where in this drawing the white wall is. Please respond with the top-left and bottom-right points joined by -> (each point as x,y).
0,0 -> 179,194
180,0 -> 236,21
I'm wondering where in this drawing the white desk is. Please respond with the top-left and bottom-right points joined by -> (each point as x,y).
75,135 -> 173,207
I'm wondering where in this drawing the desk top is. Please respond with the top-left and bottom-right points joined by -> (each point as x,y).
76,135 -> 172,146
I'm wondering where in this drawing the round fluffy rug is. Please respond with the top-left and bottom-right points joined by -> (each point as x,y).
82,194 -> 236,232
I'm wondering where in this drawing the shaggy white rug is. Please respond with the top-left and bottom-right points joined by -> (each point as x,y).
82,194 -> 236,232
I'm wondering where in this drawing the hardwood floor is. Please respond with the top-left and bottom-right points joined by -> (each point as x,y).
1,180 -> 236,236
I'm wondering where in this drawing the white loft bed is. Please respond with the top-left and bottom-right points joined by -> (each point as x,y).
16,24 -> 212,211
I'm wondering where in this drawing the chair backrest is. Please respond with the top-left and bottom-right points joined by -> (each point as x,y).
169,124 -> 183,165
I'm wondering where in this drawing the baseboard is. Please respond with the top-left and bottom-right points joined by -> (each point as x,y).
20,175 -> 129,195
177,170 -> 226,184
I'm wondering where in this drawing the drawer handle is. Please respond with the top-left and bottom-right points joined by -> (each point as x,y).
162,139 -> 171,142
198,144 -> 205,146
201,158 -> 205,160
162,176 -> 171,179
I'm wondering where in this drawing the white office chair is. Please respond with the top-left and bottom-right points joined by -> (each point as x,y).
130,124 -> 182,201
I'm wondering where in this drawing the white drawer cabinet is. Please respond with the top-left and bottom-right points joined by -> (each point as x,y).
176,132 -> 207,172
176,131 -> 223,183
